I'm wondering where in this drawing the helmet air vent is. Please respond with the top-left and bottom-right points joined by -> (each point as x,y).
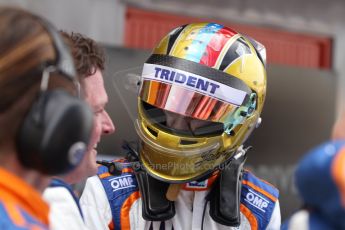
180,139 -> 198,145
147,126 -> 158,138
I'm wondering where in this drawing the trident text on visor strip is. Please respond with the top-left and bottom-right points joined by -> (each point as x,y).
142,63 -> 247,106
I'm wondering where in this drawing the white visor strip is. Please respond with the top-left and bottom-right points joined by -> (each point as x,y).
142,63 -> 247,106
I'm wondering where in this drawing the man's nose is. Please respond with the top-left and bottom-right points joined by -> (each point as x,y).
102,111 -> 115,135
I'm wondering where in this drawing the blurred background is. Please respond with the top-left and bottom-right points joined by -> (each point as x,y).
1,0 -> 343,220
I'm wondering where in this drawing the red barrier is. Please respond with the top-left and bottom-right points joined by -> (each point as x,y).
124,7 -> 331,69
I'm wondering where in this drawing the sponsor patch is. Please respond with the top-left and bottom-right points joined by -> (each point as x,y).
109,175 -> 136,192
142,63 -> 247,106
185,180 -> 208,189
244,188 -> 270,212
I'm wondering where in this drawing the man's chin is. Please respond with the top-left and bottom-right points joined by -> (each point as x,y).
88,149 -> 98,177
91,148 -> 97,157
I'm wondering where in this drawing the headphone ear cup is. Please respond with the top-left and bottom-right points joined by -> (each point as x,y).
16,89 -> 93,175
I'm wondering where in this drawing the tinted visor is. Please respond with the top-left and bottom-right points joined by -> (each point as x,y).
139,63 -> 251,137
140,79 -> 238,123
141,101 -> 225,137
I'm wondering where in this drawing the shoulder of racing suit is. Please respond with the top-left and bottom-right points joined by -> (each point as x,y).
0,167 -> 49,230
97,159 -> 140,229
240,169 -> 279,229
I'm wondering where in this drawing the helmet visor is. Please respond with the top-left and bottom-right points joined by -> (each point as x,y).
140,79 -> 237,123
139,63 -> 251,136
139,63 -> 249,123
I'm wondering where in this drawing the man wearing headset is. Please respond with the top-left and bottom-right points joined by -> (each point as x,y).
0,8 -> 93,229
43,32 -> 115,230
81,23 -> 280,229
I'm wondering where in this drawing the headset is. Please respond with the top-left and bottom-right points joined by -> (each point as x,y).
16,18 -> 94,175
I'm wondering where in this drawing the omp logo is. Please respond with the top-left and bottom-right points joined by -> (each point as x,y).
244,189 -> 269,212
109,175 -> 135,192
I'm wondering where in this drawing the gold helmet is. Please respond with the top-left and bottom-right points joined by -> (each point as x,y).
135,22 -> 267,183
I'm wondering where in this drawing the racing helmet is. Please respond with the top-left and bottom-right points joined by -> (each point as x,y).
135,22 -> 267,183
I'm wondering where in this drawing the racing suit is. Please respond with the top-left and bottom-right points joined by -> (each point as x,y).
0,167 -> 49,229
80,160 -> 281,230
43,178 -> 87,230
